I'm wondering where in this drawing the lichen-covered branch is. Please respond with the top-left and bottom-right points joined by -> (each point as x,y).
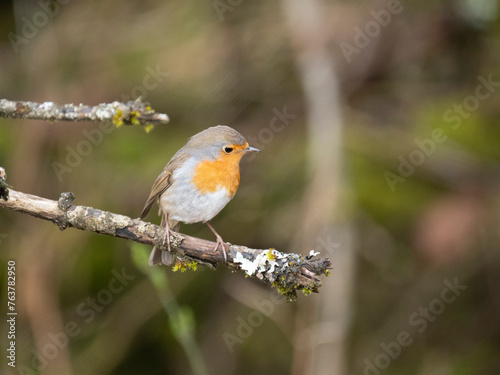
0,167 -> 8,201
0,98 -> 169,128
0,171 -> 331,300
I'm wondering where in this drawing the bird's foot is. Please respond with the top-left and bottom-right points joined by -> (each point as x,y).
163,221 -> 172,252
213,233 -> 228,262
205,221 -> 228,262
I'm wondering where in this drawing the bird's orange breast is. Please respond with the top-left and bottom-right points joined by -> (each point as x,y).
191,154 -> 243,197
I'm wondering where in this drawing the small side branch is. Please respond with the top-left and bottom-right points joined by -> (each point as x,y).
0,98 -> 169,127
0,176 -> 331,300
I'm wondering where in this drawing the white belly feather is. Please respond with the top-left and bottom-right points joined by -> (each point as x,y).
159,157 -> 232,224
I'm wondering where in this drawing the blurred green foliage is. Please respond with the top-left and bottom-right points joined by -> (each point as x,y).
0,0 -> 499,374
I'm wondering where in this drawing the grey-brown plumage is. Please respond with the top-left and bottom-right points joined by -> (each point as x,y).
140,126 -> 247,220
141,125 -> 259,266
140,153 -> 189,220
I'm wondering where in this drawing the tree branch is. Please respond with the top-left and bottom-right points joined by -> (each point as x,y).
0,98 -> 169,128
0,171 -> 331,301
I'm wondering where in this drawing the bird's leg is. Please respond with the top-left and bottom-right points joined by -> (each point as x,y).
205,221 -> 227,261
163,214 -> 172,252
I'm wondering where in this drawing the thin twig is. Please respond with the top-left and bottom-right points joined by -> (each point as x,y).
0,98 -> 169,127
0,178 -> 331,301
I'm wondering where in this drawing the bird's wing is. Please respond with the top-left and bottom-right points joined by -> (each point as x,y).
140,152 -> 190,219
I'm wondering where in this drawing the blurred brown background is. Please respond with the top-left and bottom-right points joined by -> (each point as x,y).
1,0 -> 500,374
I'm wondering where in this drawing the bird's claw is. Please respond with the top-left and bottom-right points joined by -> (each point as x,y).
214,234 -> 227,262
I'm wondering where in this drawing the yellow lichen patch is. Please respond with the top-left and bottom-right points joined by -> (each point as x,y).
302,288 -> 312,296
172,259 -> 198,272
267,249 -> 277,260
172,262 -> 184,272
130,111 -> 140,126
113,108 -> 123,127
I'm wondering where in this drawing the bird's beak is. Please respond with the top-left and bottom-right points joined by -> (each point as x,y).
245,146 -> 260,153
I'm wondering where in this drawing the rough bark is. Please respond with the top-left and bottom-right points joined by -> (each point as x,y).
0,98 -> 169,127
0,182 -> 332,301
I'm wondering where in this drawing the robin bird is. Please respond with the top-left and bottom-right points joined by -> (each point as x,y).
140,125 -> 260,266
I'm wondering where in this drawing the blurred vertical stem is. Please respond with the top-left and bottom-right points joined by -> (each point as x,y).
131,244 -> 209,375
282,1 -> 356,375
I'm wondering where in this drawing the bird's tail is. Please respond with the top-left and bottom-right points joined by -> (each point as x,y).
148,246 -> 176,266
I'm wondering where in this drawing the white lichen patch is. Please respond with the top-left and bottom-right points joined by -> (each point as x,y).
309,250 -> 320,257
36,102 -> 57,119
66,207 -> 131,234
137,220 -> 150,233
39,101 -> 55,110
234,249 -> 287,280
234,252 -> 260,275
1,99 -> 16,112
95,105 -> 115,120
156,113 -> 169,121
111,213 -> 131,228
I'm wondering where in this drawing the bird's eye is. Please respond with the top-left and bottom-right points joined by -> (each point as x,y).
223,146 -> 234,154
